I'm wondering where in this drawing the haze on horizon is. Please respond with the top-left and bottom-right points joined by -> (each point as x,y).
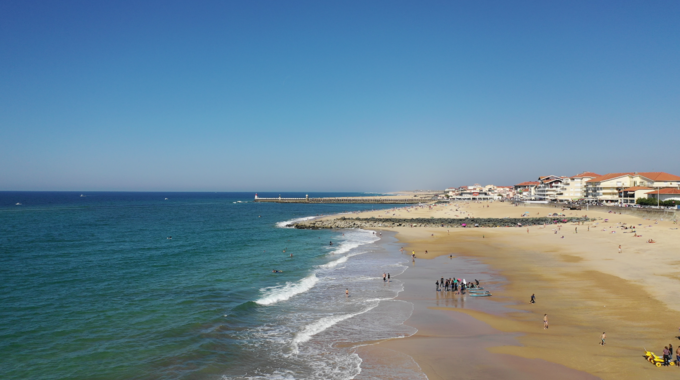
1,1 -> 678,192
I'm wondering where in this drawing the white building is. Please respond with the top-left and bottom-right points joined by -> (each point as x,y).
557,172 -> 601,201
535,175 -> 564,201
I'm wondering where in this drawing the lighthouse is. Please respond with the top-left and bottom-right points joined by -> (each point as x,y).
254,193 -> 258,200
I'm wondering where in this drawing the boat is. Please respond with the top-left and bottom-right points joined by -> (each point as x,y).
164,198 -> 169,200
15,203 -> 22,206
470,293 -> 492,297
80,194 -> 85,197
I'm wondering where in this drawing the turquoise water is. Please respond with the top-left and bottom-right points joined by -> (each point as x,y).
0,192 -> 418,380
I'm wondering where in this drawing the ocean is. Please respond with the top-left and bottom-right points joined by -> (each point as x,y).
0,192 -> 421,380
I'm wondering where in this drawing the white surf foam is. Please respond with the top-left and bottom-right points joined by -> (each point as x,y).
255,274 -> 319,305
276,216 -> 316,228
292,302 -> 380,353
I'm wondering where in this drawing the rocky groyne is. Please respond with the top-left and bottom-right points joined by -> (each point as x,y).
293,216 -> 590,229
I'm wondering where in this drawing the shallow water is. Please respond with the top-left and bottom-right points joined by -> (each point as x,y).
0,192 -> 420,380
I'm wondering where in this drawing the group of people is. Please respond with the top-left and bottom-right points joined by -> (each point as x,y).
654,343 -> 679,366
435,277 -> 480,294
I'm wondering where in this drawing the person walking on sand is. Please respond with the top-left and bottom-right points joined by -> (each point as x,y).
543,314 -> 549,329
530,294 -> 535,303
601,332 -> 606,345
575,227 -> 578,233
618,245 -> 622,254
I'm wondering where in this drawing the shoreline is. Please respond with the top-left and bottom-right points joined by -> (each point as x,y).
318,201 -> 680,379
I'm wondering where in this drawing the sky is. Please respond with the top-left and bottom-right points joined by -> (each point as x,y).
1,1 -> 679,191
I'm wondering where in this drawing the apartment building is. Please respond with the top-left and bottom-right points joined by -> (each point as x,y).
585,172 -> 680,203
557,172 -> 601,201
535,175 -> 564,201
514,181 -> 539,199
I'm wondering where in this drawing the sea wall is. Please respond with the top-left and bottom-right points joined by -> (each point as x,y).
293,216 -> 590,230
519,203 -> 677,221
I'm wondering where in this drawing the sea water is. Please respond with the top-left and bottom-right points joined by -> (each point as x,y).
0,192 -> 421,380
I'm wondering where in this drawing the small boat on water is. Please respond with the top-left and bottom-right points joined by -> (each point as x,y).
165,198 -> 169,200
15,203 -> 22,206
80,194 -> 85,197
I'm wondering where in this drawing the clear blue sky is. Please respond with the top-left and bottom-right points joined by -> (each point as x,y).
1,1 -> 678,191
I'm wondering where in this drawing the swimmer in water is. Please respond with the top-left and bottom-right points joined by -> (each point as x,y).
346,288 -> 349,297
330,241 -> 333,246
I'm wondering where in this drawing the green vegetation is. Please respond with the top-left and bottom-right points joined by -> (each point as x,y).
636,198 -> 679,207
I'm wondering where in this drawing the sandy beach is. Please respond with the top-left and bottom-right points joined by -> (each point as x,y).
328,202 -> 680,379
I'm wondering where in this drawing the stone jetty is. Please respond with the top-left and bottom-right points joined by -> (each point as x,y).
292,216 -> 590,229
253,193 -> 433,204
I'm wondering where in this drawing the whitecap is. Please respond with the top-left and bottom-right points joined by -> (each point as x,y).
276,216 -> 317,228
255,274 -> 319,305
291,301 -> 380,353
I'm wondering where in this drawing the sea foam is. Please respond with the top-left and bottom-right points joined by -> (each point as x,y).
291,302 -> 380,353
255,274 -> 319,306
275,216 -> 316,228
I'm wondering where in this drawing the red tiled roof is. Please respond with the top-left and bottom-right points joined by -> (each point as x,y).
586,172 -> 633,183
571,171 -> 601,178
645,188 -> 680,195
515,181 -> 539,186
587,172 -> 680,183
637,172 -> 680,181
621,186 -> 654,192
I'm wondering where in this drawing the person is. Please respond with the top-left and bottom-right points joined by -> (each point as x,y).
290,253 -> 293,257
663,346 -> 670,365
475,279 -> 479,285
618,245 -> 622,253
544,314 -> 549,329
575,227 -> 578,233
435,280 -> 440,291
383,273 -> 386,282
601,332 -> 606,345
449,254 -> 453,259
675,346 -> 680,366
388,273 -> 391,282
530,294 -> 535,303
330,241 -> 333,246
346,288 -> 349,297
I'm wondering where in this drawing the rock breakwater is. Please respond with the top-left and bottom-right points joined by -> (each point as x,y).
293,216 -> 590,230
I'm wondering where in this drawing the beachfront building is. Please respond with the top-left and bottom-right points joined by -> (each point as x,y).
556,172 -> 601,201
645,188 -> 680,203
495,186 -> 515,199
585,172 -> 680,204
514,181 -> 539,200
449,190 -> 496,201
619,187 -> 655,205
535,175 -> 564,201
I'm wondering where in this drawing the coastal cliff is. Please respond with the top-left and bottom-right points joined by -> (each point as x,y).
293,216 -> 590,229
